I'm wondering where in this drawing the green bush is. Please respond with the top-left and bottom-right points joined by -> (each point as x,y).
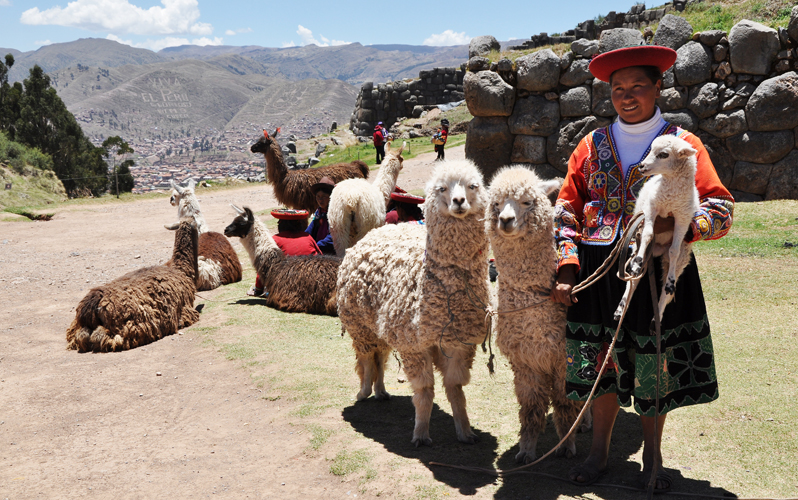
0,131 -> 53,174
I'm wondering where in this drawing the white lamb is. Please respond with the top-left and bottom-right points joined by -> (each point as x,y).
487,167 -> 589,464
337,159 -> 490,447
614,134 -> 699,321
328,141 -> 405,256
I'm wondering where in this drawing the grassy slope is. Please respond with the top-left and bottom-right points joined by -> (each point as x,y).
189,200 -> 798,499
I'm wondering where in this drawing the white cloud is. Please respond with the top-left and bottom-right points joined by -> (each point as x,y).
106,33 -> 223,51
423,30 -> 471,46
0,0 -> 12,7
296,25 -> 348,47
21,0 -> 213,36
225,29 -> 236,36
281,41 -> 297,48
225,27 -> 251,36
35,39 -> 53,47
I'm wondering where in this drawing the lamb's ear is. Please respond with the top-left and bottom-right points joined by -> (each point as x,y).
676,143 -> 697,160
230,204 -> 244,214
164,222 -> 179,231
539,178 -> 564,197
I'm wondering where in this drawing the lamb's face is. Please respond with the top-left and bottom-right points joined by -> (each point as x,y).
639,136 -> 696,177
224,208 -> 254,238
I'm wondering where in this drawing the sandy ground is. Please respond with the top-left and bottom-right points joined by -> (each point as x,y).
0,147 -> 466,499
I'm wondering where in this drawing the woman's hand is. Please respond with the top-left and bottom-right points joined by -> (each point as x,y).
551,264 -> 578,306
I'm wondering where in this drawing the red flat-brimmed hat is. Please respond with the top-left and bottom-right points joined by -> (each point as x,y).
392,185 -> 407,194
589,45 -> 677,83
271,208 -> 310,220
390,192 -> 425,204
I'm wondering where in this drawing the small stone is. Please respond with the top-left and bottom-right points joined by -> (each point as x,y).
134,255 -> 141,259
156,372 -> 162,376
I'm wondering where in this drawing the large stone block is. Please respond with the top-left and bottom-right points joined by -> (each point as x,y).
662,109 -> 699,131
560,59 -> 592,86
547,116 -> 612,172
687,82 -> 719,119
652,14 -> 693,50
509,95 -> 560,136
766,150 -> 798,199
469,35 -> 501,59
698,109 -> 747,138
510,135 -> 548,164
695,131 -> 734,186
463,71 -> 516,117
699,30 -> 727,46
729,20 -> 779,75
571,39 -> 599,57
465,116 -> 513,181
657,87 -> 687,111
790,6 -> 798,45
730,161 -> 772,195
592,79 -> 617,117
726,129 -> 794,163
745,72 -> 798,131
560,86 -> 592,117
516,49 -> 561,91
598,28 -> 644,53
674,42 -> 712,86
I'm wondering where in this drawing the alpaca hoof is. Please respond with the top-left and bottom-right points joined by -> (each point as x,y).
412,435 -> 432,447
356,390 -> 371,402
458,432 -> 479,445
664,278 -> 676,295
515,450 -> 537,464
555,444 -> 577,458
374,390 -> 391,401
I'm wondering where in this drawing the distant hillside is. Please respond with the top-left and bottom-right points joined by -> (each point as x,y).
49,59 -> 358,142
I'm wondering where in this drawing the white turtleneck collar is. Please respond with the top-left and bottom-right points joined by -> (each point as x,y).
611,107 -> 667,176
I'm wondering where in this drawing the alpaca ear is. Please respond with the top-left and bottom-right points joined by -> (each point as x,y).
230,204 -> 244,215
676,143 -> 697,160
539,178 -> 564,197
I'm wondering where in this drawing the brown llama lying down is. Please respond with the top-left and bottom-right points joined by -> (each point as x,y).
66,218 -> 200,353
224,205 -> 340,316
250,128 -> 369,212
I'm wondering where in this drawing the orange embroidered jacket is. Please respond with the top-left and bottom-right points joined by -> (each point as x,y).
554,124 -> 734,271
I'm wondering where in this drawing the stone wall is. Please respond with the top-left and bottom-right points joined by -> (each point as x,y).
465,15 -> 798,201
349,67 -> 465,137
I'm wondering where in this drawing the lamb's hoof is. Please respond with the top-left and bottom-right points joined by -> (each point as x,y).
555,444 -> 577,458
612,308 -> 623,322
664,279 -> 676,295
374,390 -> 391,401
412,435 -> 432,447
629,256 -> 644,276
515,450 -> 537,464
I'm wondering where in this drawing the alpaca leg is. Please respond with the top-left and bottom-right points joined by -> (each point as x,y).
551,369 -> 583,459
372,345 -> 392,400
435,346 -> 478,444
513,368 -> 549,463
355,349 -> 377,401
403,350 -> 435,447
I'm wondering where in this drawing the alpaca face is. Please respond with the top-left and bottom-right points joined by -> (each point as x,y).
490,194 -> 534,238
224,208 -> 255,238
639,136 -> 696,177
431,176 -> 484,219
487,168 -> 561,239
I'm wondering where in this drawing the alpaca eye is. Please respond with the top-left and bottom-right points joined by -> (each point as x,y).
438,186 -> 447,193
469,184 -> 478,190
656,152 -> 669,159
523,201 -> 532,206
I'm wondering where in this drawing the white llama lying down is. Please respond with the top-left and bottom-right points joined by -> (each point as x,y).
328,141 -> 405,256
337,159 -> 490,447
614,134 -> 699,321
487,166 -> 589,464
166,179 -> 210,234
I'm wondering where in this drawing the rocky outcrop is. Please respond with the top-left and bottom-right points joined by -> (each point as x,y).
652,14 -> 693,50
463,71 -> 515,116
728,20 -> 780,75
469,36 -> 501,59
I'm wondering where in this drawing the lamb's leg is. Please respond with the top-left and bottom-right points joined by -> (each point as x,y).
403,350 -> 435,447
630,218 -> 655,276
513,366 -> 549,463
372,345 -> 392,400
551,367 -> 583,459
613,280 -> 634,321
659,239 -> 692,320
434,345 -> 478,444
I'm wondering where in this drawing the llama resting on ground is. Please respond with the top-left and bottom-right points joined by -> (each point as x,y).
224,205 -> 340,316
487,167 -> 589,464
328,141 -> 405,256
614,134 -> 700,321
66,218 -> 200,353
250,128 -> 370,212
165,179 -> 242,291
337,159 -> 490,446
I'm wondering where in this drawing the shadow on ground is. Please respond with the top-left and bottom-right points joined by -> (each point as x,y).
342,395 -> 499,495
493,409 -> 736,499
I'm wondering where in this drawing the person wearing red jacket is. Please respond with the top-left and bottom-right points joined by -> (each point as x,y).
433,118 -> 449,161
373,122 -> 386,164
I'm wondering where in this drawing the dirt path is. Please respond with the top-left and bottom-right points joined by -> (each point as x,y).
0,147 -> 465,499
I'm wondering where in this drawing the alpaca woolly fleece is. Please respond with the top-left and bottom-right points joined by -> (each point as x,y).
337,159 -> 490,446
66,218 -> 200,352
486,166 -> 586,464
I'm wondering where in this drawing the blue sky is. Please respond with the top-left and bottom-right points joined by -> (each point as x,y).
1,0 -> 642,53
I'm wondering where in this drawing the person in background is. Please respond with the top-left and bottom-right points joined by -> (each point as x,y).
433,118 -> 449,161
550,45 -> 734,492
385,191 -> 425,225
247,209 -> 321,296
373,122 -> 386,164
306,176 -> 336,255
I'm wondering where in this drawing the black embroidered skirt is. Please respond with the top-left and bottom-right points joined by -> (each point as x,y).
565,244 -> 719,417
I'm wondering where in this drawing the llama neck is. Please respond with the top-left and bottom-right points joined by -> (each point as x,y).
241,218 -> 283,276
264,142 -> 287,186
171,225 -> 199,282
178,194 -> 210,233
373,157 -> 402,204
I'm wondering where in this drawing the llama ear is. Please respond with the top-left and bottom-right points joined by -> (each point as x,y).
397,141 -> 406,156
171,180 -> 184,195
164,222 -> 179,231
676,143 -> 697,159
187,178 -> 196,190
230,204 -> 244,215
539,178 -> 564,197
273,127 -> 280,138
244,207 -> 254,220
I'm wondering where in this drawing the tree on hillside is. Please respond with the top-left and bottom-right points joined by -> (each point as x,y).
102,135 -> 134,197
117,159 -> 135,193
0,59 -> 109,196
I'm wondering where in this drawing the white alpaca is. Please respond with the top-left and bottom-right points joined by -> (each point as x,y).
487,167 -> 590,464
614,135 -> 699,321
166,179 -> 210,234
328,141 -> 405,256
337,159 -> 490,446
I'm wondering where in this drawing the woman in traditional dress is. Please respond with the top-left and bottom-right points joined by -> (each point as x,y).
550,45 -> 734,492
